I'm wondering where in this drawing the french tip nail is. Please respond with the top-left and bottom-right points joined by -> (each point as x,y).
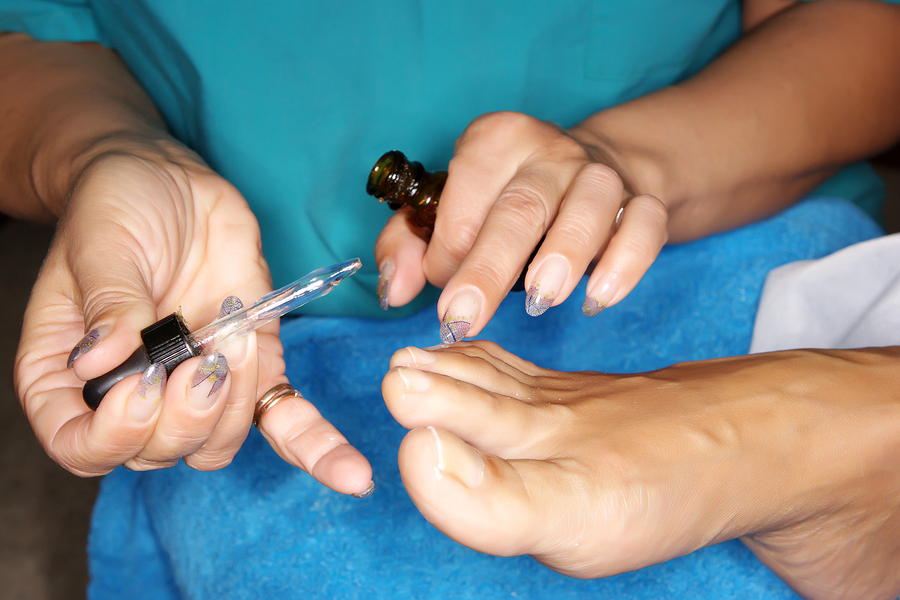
67,328 -> 104,368
352,481 -> 375,499
525,283 -> 551,317
439,290 -> 481,343
218,296 -> 244,318
191,352 -> 229,398
377,277 -> 390,311
582,297 -> 604,317
377,262 -> 395,311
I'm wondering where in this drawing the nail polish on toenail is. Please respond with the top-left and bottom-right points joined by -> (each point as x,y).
67,325 -> 109,367
405,346 -> 436,367
377,261 -> 396,311
428,426 -> 484,489
397,367 -> 431,393
526,255 -> 570,317
440,289 -> 482,344
583,272 -> 620,317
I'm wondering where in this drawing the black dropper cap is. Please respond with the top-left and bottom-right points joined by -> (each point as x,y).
82,313 -> 198,410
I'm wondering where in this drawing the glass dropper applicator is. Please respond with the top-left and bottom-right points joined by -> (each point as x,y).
82,258 -> 362,409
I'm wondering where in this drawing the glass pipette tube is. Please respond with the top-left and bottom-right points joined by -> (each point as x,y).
82,258 -> 361,409
191,257 -> 361,352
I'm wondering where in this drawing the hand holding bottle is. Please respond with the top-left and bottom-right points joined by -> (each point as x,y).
5,35 -> 372,493
372,111 -> 669,341
14,149 -> 372,493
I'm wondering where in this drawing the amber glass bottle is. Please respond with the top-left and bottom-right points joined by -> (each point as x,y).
367,149 -> 532,291
366,150 -> 446,242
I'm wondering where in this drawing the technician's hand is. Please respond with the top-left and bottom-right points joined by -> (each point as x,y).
374,111 -> 668,341
14,148 -> 372,495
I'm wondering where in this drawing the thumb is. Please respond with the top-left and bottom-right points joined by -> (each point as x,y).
64,248 -> 161,383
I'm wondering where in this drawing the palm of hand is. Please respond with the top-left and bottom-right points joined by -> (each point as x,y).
15,151 -> 279,475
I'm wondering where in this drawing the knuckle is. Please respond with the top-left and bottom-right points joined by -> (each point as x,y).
631,194 -> 669,226
437,214 -> 481,261
463,111 -> 535,140
465,259 -> 514,291
553,216 -> 597,250
619,223 -> 665,261
577,163 -> 625,200
454,111 -> 545,157
494,182 -> 552,231
184,451 -> 234,471
126,456 -> 178,471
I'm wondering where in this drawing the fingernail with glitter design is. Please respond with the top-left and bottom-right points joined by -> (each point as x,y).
190,353 -> 228,409
583,272 -> 620,317
377,261 -> 395,311
67,326 -> 109,368
129,363 -> 166,422
439,289 -> 481,344
352,481 -> 376,499
525,256 -> 569,317
218,295 -> 244,318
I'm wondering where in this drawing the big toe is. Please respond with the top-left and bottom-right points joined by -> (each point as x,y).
398,426 -> 540,557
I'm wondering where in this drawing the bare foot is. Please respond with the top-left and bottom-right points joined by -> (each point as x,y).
382,341 -> 900,599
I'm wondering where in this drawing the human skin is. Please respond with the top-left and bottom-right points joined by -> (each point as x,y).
373,0 -> 900,596
1,33 -> 372,493
382,342 -> 900,599
375,0 -> 900,337
3,0 -> 900,497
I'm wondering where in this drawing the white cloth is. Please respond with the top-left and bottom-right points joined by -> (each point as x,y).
750,233 -> 900,353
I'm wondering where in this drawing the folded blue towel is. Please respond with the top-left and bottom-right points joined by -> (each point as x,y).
87,198 -> 882,600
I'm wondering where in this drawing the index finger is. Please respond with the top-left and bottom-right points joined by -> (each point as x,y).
436,160 -> 576,341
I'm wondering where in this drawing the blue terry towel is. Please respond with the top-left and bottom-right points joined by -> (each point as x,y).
87,198 -> 882,600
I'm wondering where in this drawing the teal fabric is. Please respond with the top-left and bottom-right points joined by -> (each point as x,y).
4,0 -> 889,318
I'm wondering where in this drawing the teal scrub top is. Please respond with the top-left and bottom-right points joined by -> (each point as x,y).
0,0 -> 892,317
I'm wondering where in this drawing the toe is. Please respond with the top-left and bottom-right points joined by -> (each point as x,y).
398,426 -> 540,557
383,366 -> 536,454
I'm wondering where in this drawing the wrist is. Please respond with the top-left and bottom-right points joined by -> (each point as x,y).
569,93 -> 691,238
0,34 -> 178,221
37,129 -> 195,220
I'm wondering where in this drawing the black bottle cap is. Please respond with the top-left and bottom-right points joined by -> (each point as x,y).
82,313 -> 198,410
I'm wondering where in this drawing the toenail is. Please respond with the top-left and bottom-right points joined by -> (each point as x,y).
405,347 -> 436,367
428,426 -> 484,489
397,367 -> 431,393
